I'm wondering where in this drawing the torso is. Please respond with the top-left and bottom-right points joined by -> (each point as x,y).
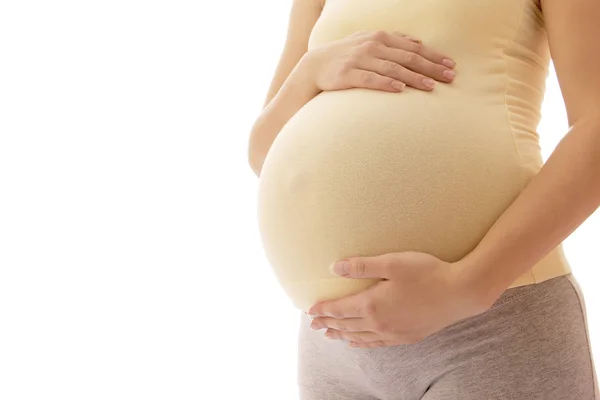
257,0 -> 571,312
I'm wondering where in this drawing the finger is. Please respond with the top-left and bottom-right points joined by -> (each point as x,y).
389,31 -> 456,69
311,316 -> 367,332
325,328 -> 382,344
355,56 -> 438,91
349,340 -> 387,349
402,35 -> 422,44
392,31 -> 422,44
345,69 -> 406,92
307,291 -> 369,318
378,46 -> 455,87
355,31 -> 455,87
332,256 -> 391,279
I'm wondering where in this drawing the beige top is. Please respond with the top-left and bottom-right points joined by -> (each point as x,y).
257,0 -> 572,312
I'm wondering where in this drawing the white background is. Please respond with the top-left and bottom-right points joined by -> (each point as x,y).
0,1 -> 598,399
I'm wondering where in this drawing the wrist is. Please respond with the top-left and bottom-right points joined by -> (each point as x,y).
450,257 -> 506,314
293,51 -> 321,94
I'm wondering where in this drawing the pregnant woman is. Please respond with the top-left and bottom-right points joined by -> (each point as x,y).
248,0 -> 600,398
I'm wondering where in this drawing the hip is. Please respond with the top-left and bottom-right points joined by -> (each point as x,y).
298,272 -> 597,399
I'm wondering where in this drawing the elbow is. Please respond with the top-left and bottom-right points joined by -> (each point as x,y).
247,135 -> 262,178
248,152 -> 262,178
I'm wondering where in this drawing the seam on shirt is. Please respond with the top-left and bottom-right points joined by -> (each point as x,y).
503,0 -> 536,284
503,0 -> 527,177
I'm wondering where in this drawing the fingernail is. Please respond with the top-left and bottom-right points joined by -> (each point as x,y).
442,58 -> 456,68
422,78 -> 436,89
333,260 -> 350,276
391,81 -> 405,90
442,69 -> 455,80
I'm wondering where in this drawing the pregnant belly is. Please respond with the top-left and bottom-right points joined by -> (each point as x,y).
257,87 -> 527,312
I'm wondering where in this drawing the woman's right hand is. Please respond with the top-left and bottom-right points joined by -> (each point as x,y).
303,30 -> 456,93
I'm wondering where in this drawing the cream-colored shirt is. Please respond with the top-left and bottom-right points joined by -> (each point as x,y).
257,0 -> 571,312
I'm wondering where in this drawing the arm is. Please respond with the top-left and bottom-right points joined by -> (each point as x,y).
455,0 -> 600,309
246,2 -> 458,177
247,0 -> 323,177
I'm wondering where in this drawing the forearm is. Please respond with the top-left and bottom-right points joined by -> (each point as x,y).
248,56 -> 319,177
456,116 -> 600,308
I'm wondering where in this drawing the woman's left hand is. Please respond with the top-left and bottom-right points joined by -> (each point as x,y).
306,251 -> 493,348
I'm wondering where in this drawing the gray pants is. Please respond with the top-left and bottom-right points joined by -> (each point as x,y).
297,273 -> 598,399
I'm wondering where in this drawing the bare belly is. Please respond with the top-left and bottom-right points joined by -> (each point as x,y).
257,86 -> 527,311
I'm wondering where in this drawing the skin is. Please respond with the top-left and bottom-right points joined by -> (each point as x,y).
307,0 -> 600,349
247,0 -> 456,176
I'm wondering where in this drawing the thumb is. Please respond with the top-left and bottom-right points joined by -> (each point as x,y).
330,256 -> 389,279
